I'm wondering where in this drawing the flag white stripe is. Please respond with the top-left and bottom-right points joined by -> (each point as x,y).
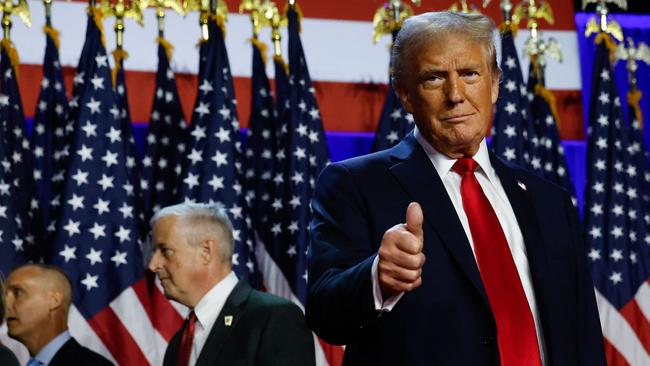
110,286 -> 166,366
634,281 -> 650,322
255,234 -> 331,366
17,0 -> 581,90
68,305 -> 118,365
595,288 -> 650,366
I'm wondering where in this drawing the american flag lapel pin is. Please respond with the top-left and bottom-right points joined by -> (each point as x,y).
224,315 -> 233,326
517,180 -> 527,191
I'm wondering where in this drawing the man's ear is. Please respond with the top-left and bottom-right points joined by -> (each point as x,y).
200,239 -> 215,264
48,291 -> 64,311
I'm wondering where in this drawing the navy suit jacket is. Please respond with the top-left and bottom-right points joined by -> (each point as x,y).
163,281 -> 315,366
49,338 -> 113,366
306,135 -> 605,365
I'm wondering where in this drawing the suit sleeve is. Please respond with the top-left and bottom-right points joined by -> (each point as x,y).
257,302 -> 315,366
306,162 -> 381,345
565,193 -> 607,365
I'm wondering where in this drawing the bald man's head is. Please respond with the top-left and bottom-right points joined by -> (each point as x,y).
5,264 -> 73,355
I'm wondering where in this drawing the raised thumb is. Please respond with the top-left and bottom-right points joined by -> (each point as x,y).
405,202 -> 424,241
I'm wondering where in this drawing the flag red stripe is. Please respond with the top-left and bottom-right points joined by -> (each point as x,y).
604,337 -> 632,366
131,275 -> 185,342
620,298 -> 650,356
88,306 -> 150,366
317,337 -> 344,366
16,64 -> 586,140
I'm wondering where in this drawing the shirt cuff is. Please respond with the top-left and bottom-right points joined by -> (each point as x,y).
371,255 -> 404,312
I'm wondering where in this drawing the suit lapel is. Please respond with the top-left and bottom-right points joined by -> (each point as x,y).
389,136 -> 489,307
196,281 -> 250,366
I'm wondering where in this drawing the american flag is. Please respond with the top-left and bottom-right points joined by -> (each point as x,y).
526,61 -> 577,203
260,4 -> 330,303
0,39 -> 35,274
252,6 -> 341,366
372,31 -> 413,153
244,39 -> 278,246
583,37 -> 650,366
49,13 -> 167,365
179,18 -> 259,285
140,38 -> 188,224
491,27 -> 542,175
372,82 -> 414,152
113,50 -> 142,224
30,24 -> 70,246
627,91 -> 650,214
274,54 -> 289,120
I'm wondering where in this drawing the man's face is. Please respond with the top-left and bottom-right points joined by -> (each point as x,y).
5,267 -> 53,343
148,215 -> 206,307
396,33 -> 499,158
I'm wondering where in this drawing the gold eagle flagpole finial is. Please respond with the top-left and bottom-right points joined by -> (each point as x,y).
373,0 -> 420,44
141,0 -> 184,38
185,0 -> 228,41
449,0 -> 482,14
583,0 -> 626,42
0,0 -> 31,41
511,0 -> 554,42
101,0 -> 145,50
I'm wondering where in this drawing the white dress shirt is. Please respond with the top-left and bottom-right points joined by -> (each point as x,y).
371,127 -> 546,363
189,271 -> 238,366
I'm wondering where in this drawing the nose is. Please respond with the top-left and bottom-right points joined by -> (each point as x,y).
147,251 -> 161,273
5,292 -> 15,312
445,74 -> 465,104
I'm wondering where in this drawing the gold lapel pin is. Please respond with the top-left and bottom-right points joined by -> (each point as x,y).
224,315 -> 233,326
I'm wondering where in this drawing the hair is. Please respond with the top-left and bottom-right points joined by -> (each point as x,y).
150,202 -> 235,262
391,11 -> 500,88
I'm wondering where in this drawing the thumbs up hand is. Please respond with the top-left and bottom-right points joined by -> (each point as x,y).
377,202 -> 426,299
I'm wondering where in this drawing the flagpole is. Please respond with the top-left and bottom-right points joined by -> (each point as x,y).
43,0 -> 51,26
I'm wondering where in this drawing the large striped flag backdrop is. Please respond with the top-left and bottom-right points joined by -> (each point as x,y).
583,34 -> 650,366
48,10 -> 167,365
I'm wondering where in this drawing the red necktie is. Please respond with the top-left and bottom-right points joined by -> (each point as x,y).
178,311 -> 197,366
452,158 -> 541,366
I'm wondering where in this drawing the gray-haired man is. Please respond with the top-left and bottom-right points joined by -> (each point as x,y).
149,202 -> 315,366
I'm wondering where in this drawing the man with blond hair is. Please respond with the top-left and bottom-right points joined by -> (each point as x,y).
307,11 -> 605,366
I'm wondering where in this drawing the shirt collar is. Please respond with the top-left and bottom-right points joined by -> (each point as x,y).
34,330 -> 71,365
193,271 -> 238,330
413,126 -> 496,182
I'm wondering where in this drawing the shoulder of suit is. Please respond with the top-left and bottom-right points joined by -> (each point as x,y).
246,289 -> 302,314
67,338 -> 113,365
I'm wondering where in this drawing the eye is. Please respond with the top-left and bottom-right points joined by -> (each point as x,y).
422,74 -> 444,88
162,248 -> 174,258
462,70 -> 480,81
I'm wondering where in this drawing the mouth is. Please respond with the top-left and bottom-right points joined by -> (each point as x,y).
441,113 -> 474,123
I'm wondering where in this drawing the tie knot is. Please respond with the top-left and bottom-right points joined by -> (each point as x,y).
452,157 -> 478,175
188,311 -> 197,324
